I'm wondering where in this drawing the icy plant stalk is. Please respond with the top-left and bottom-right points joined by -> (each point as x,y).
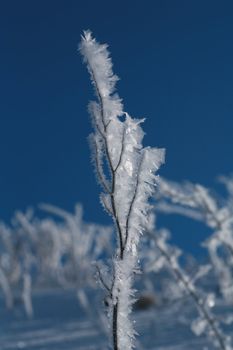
79,31 -> 164,350
146,218 -> 231,350
156,178 -> 233,301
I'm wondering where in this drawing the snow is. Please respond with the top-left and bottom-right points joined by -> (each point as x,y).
1,289 -> 232,349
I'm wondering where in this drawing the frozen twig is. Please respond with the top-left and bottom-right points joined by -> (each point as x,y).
80,31 -> 164,350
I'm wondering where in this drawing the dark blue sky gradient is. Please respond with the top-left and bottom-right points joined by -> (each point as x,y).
0,1 -> 233,255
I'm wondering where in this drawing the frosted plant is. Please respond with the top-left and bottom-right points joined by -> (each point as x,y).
14,209 -> 66,287
155,177 -> 233,302
146,214 -> 232,350
40,203 -> 113,308
22,272 -> 33,318
0,217 -> 34,317
0,223 -> 14,310
16,203 -> 112,316
79,31 -> 164,350
0,266 -> 13,310
0,204 -> 112,319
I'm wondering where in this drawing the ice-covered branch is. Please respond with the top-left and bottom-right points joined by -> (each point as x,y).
0,204 -> 112,319
146,216 -> 232,350
80,31 -> 165,350
155,177 -> 233,301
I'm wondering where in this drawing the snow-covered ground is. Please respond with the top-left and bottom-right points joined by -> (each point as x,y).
1,289 -> 232,349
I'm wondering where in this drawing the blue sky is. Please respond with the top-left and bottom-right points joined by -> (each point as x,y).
1,1 -> 233,255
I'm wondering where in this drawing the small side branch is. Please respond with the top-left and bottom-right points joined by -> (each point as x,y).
101,194 -> 113,216
95,264 -> 111,293
114,125 -> 126,173
93,138 -> 111,194
124,154 -> 144,252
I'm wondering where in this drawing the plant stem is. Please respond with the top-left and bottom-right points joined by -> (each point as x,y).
113,302 -> 119,350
